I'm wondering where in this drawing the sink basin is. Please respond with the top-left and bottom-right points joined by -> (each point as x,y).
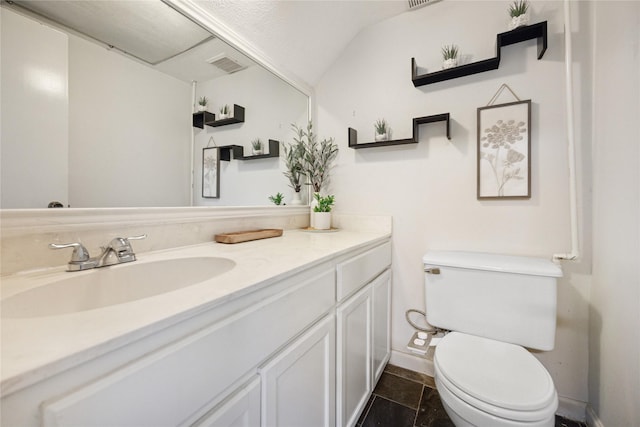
2,257 -> 236,318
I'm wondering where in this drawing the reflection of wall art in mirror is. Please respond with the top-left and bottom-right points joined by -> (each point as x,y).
477,100 -> 531,199
202,147 -> 220,199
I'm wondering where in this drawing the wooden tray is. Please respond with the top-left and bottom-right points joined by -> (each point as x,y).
214,228 -> 283,244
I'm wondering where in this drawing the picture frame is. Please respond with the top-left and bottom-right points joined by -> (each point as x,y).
477,99 -> 531,199
202,147 -> 220,199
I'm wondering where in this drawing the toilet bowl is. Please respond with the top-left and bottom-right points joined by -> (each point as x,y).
434,332 -> 558,427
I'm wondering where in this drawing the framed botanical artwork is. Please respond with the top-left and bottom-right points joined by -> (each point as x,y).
477,99 -> 531,199
202,147 -> 220,199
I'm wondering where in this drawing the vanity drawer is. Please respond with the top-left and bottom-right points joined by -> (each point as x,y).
336,242 -> 391,302
41,269 -> 335,427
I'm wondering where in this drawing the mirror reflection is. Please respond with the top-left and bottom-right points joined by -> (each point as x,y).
0,0 -> 309,209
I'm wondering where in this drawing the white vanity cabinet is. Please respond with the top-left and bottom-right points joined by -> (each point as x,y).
336,243 -> 392,427
1,236 -> 391,427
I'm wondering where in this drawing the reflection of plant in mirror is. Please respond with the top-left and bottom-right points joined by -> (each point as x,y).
313,194 -> 335,212
198,96 -> 208,106
293,121 -> 338,193
480,119 -> 526,196
509,0 -> 529,17
282,140 -> 304,192
269,192 -> 285,206
251,139 -> 263,151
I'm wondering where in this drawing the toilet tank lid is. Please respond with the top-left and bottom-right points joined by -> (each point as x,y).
422,251 -> 562,278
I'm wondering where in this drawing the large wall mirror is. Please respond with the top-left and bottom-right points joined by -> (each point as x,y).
0,0 -> 310,209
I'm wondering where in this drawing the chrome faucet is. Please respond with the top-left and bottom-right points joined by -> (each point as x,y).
50,234 -> 147,272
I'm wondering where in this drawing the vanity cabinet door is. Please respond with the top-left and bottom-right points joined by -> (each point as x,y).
371,270 -> 391,385
336,285 -> 372,427
260,314 -> 336,427
192,376 -> 261,427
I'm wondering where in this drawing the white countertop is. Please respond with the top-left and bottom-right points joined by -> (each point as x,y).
0,229 -> 390,397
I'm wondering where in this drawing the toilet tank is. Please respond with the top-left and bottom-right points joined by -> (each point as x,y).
423,251 -> 562,351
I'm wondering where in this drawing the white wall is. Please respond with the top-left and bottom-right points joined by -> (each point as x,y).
1,8 -> 69,209
588,2 -> 640,426
68,34 -> 192,207
315,0 -> 591,413
193,65 -> 308,206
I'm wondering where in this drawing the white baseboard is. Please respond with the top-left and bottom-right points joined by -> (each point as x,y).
389,349 -> 434,377
557,396 -> 587,423
586,405 -> 605,427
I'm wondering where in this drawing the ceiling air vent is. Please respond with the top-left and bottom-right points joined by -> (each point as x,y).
206,54 -> 247,74
407,0 -> 442,10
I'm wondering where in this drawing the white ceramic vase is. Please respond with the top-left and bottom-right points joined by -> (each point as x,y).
310,192 -> 319,228
313,212 -> 331,230
509,13 -> 529,30
197,105 -> 206,111
252,149 -> 263,156
375,132 -> 388,142
443,58 -> 458,69
290,191 -> 303,205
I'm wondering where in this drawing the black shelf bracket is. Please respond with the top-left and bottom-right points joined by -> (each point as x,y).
192,104 -> 245,129
411,21 -> 547,87
219,139 -> 280,161
348,113 -> 450,149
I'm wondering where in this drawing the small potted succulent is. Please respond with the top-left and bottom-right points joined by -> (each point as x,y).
313,194 -> 335,230
374,119 -> 389,142
441,44 -> 459,69
508,0 -> 529,30
197,96 -> 208,112
219,104 -> 231,120
251,138 -> 264,155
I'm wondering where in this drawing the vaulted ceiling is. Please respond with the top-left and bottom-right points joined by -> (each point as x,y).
195,0 -> 413,86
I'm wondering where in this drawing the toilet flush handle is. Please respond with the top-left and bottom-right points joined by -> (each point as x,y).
424,267 -> 440,274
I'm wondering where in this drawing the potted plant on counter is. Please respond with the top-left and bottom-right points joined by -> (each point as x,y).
508,0 -> 529,30
268,192 -> 285,206
313,194 -> 335,230
441,44 -> 459,69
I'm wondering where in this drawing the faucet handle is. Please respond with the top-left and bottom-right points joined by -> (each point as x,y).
108,234 -> 147,262
126,234 -> 147,242
49,242 -> 91,262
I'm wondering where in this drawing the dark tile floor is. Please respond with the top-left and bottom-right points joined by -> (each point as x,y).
357,364 -> 587,427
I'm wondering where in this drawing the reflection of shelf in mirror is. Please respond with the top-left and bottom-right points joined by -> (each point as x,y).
205,104 -> 245,127
219,139 -> 280,161
411,21 -> 547,87
192,111 -> 215,129
348,113 -> 450,149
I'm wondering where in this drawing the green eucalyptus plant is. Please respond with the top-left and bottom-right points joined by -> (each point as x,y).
313,194 -> 335,213
374,119 -> 388,135
292,121 -> 338,193
509,0 -> 529,17
282,140 -> 305,192
269,192 -> 285,206
441,44 -> 459,61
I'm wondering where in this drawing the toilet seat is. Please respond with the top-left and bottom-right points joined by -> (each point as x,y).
434,332 -> 557,423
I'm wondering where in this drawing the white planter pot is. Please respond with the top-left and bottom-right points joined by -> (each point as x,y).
197,105 -> 207,111
252,149 -> 263,156
218,113 -> 229,120
310,193 -> 319,228
313,212 -> 331,230
509,13 -> 529,30
442,58 -> 458,69
290,191 -> 303,205
375,132 -> 388,142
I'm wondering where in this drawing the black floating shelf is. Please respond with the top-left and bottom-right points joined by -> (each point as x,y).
412,21 -> 547,87
348,113 -> 450,149
206,104 -> 245,127
192,111 -> 215,129
219,139 -> 280,161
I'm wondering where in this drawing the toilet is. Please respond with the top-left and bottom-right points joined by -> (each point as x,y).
423,251 -> 563,427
